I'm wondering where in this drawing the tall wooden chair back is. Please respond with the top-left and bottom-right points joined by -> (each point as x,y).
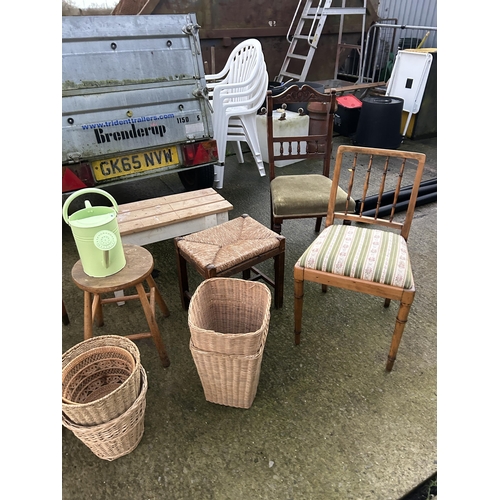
265,84 -> 355,234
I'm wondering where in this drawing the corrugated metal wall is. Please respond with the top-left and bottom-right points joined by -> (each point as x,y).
377,0 -> 437,47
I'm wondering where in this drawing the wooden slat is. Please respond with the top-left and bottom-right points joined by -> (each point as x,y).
117,188 -> 216,213
326,82 -> 386,93
117,193 -> 225,224
117,188 -> 233,236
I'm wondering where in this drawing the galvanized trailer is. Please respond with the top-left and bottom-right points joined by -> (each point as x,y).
62,14 -> 218,198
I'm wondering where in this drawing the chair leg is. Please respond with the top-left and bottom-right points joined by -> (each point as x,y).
293,274 -> 305,345
384,298 -> 391,308
386,291 -> 414,372
214,163 -> 225,189
231,141 -> 245,163
271,213 -> 282,235
314,216 -> 322,232
136,282 -> 170,368
213,111 -> 226,188
239,115 -> 265,177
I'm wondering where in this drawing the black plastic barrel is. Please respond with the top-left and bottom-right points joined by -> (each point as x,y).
263,81 -> 287,111
353,96 -> 404,149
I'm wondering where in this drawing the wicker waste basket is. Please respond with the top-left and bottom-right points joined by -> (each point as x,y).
188,278 -> 272,409
62,335 -> 141,426
62,366 -> 148,461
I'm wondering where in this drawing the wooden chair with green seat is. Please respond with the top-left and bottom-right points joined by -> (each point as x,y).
265,84 -> 355,235
293,144 -> 428,372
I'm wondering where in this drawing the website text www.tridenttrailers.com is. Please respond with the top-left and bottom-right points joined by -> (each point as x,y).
81,113 -> 175,145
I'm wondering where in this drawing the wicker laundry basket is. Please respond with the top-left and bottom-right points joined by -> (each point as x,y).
189,336 -> 267,409
188,278 -> 272,356
62,366 -> 148,461
62,335 -> 141,425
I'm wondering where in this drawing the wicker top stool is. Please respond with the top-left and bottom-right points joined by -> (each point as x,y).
174,214 -> 285,310
71,244 -> 171,367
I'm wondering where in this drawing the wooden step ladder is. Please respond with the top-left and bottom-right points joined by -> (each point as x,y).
276,0 -> 367,83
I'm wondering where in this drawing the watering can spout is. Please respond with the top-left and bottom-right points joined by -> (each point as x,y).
84,200 -> 92,209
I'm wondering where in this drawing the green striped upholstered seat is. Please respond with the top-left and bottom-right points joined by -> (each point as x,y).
297,224 -> 414,289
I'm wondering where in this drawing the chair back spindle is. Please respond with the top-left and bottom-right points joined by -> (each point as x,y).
327,145 -> 426,241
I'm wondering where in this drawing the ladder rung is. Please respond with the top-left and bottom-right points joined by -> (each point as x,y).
339,43 -> 362,49
280,0 -> 366,84
302,15 -> 325,20
308,7 -> 366,16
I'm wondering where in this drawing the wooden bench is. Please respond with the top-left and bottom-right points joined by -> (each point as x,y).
117,188 -> 233,245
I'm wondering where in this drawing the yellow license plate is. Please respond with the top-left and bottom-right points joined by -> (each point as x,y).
92,147 -> 179,181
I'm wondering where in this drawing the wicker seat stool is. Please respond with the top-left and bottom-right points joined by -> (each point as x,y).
174,214 -> 285,310
71,244 -> 171,367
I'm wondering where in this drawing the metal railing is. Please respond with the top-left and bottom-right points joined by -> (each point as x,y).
358,22 -> 438,84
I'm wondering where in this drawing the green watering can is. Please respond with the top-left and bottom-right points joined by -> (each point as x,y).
63,188 -> 126,278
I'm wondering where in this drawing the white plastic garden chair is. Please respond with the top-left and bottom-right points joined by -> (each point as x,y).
206,40 -> 268,188
212,65 -> 268,186
206,39 -> 264,96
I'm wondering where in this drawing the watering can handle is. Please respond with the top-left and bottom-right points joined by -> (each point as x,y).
62,187 -> 120,225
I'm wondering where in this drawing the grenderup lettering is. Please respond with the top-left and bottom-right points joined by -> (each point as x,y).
94,123 -> 167,144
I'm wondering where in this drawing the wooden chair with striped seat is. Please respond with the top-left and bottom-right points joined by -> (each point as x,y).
293,145 -> 428,372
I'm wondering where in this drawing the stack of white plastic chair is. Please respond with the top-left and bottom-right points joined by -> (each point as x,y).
206,39 -> 268,188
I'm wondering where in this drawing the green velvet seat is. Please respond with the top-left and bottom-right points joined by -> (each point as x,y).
271,174 -> 355,218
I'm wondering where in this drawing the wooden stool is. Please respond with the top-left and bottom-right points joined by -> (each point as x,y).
174,214 -> 285,310
71,244 -> 171,367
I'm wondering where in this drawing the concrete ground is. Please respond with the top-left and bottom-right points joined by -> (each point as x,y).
62,134 -> 437,500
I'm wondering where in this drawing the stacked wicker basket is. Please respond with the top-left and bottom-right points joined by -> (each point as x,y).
62,335 -> 147,461
188,277 -> 272,409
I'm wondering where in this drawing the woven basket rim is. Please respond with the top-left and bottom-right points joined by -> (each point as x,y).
189,277 -> 271,301
62,335 -> 140,370
189,338 -> 266,359
63,346 -> 135,375
188,278 -> 272,336
62,365 -> 148,432
62,338 -> 141,412
62,346 -> 136,396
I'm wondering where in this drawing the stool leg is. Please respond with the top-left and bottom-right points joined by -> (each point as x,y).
62,300 -> 70,326
93,293 -> 104,327
175,243 -> 191,310
83,291 -> 93,340
136,282 -> 170,368
146,275 -> 170,317
274,244 -> 285,309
